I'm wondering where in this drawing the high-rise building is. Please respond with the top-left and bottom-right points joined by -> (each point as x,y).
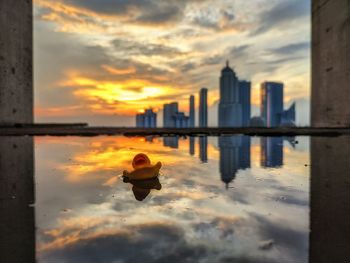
219,61 -> 242,127
163,102 -> 178,128
189,95 -> 195,128
260,137 -> 283,168
199,88 -> 208,127
239,80 -> 251,127
261,82 -> 284,127
136,109 -> 157,128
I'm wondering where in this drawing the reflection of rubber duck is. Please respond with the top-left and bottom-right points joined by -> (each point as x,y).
122,153 -> 162,180
122,154 -> 163,201
130,177 -> 162,201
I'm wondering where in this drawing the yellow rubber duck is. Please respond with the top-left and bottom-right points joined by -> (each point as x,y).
122,153 -> 162,181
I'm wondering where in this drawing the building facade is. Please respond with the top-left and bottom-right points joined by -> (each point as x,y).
261,82 -> 284,127
239,80 -> 251,127
219,61 -> 242,127
199,88 -> 208,127
136,109 -> 157,128
163,102 -> 178,128
189,95 -> 195,128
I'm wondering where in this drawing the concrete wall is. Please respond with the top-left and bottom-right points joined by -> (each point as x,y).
0,0 -> 33,124
310,136 -> 350,262
0,137 -> 35,262
312,0 -> 350,127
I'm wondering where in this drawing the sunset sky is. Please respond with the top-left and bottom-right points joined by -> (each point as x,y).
34,0 -> 311,126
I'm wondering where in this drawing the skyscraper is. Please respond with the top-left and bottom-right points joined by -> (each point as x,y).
261,82 -> 284,127
189,95 -> 195,128
199,88 -> 208,127
163,102 -> 178,128
219,61 -> 242,127
239,80 -> 251,127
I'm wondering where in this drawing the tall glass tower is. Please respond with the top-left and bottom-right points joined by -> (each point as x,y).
219,61 -> 242,127
199,88 -> 208,127
239,80 -> 251,127
189,95 -> 195,128
261,82 -> 284,127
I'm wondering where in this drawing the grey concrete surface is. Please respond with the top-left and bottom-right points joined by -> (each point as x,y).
310,136 -> 350,263
312,0 -> 350,127
0,0 -> 33,124
0,137 -> 35,263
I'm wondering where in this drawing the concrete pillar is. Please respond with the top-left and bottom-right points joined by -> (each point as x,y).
311,0 -> 350,127
310,136 -> 350,262
0,0 -> 33,125
0,137 -> 35,262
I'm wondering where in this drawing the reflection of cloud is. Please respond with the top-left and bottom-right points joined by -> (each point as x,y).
36,136 -> 310,263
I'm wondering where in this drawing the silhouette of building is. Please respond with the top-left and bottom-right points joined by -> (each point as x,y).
189,137 -> 195,156
261,82 -> 284,127
199,136 -> 208,163
219,136 -> 251,188
281,102 -> 296,126
219,61 -> 242,127
239,80 -> 251,127
260,137 -> 283,168
163,136 -> 179,149
136,109 -> 157,128
189,95 -> 195,128
199,88 -> 208,127
163,102 -> 178,128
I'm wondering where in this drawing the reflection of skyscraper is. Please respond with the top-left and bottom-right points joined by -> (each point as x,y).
239,136 -> 251,169
219,61 -> 242,127
163,136 -> 179,149
239,80 -> 251,127
261,82 -> 284,127
189,95 -> 195,128
260,137 -> 283,168
199,88 -> 208,127
219,136 -> 251,188
189,136 -> 195,156
0,137 -> 35,262
199,136 -> 208,163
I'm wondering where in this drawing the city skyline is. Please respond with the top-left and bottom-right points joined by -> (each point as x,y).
34,0 -> 310,126
136,61 -> 295,128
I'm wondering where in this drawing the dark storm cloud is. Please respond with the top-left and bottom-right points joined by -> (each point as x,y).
111,38 -> 184,57
269,42 -> 310,55
252,0 -> 310,35
40,223 -> 209,263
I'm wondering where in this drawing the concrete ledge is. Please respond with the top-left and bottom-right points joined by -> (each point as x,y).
0,127 -> 349,136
